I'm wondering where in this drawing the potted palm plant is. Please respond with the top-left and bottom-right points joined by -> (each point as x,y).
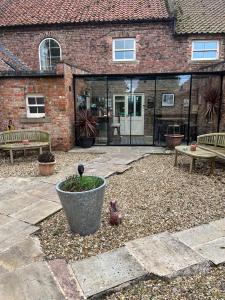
38,151 -> 56,176
56,165 -> 106,236
76,109 -> 97,148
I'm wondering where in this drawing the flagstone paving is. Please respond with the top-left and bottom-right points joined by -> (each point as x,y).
0,146 -> 225,299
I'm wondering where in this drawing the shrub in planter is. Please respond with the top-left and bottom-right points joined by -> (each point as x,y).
76,110 -> 97,148
56,165 -> 106,236
38,151 -> 56,176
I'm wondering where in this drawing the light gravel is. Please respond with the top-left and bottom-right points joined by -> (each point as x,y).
38,155 -> 225,261
0,151 -> 98,177
106,265 -> 225,300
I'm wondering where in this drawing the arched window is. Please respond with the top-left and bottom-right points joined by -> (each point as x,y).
39,38 -> 61,71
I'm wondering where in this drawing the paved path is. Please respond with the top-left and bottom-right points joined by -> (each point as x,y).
0,146 -> 225,299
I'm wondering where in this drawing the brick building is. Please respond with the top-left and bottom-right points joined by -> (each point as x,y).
0,0 -> 224,149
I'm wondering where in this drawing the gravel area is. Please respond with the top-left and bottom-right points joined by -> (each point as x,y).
0,151 -> 98,177
38,154 -> 225,261
106,265 -> 225,300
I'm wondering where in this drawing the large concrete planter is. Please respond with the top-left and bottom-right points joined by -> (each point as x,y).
56,176 -> 106,236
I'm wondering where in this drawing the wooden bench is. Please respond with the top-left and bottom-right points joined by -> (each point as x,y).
0,130 -> 51,164
197,133 -> 225,159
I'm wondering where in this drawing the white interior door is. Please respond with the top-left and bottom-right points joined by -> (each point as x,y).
113,94 -> 144,135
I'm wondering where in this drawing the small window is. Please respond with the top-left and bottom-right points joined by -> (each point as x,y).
192,41 -> 219,60
162,94 -> 175,107
113,38 -> 136,61
39,38 -> 61,71
26,95 -> 45,118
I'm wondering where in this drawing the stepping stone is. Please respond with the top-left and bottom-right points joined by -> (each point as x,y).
10,200 -> 61,224
126,232 -> 210,279
173,223 -> 225,248
0,261 -> 65,300
194,237 -> 225,265
0,215 -> 14,227
70,247 -> 147,298
48,259 -> 84,300
0,237 -> 43,274
210,218 -> 225,232
0,194 -> 38,215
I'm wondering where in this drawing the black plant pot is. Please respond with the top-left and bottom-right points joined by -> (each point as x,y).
78,136 -> 95,148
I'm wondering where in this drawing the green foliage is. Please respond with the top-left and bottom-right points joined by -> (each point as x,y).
38,151 -> 55,163
60,175 -> 103,192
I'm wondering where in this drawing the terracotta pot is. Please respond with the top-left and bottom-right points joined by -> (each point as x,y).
38,161 -> 56,176
164,134 -> 184,149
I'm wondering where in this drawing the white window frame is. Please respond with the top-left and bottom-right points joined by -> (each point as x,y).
26,95 -> 45,118
162,93 -> 175,107
113,38 -> 136,62
39,38 -> 62,71
191,40 -> 219,61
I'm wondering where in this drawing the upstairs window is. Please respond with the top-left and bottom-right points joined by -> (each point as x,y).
26,95 -> 45,118
39,38 -> 61,71
192,41 -> 219,60
113,38 -> 136,61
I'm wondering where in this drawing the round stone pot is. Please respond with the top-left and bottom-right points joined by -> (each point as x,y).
164,134 -> 184,149
56,176 -> 106,236
38,161 -> 56,176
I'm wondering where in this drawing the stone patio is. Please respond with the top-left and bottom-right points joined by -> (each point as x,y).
0,146 -> 225,299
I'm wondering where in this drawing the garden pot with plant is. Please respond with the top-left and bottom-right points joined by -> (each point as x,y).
76,109 -> 97,148
38,151 -> 56,176
56,165 -> 106,236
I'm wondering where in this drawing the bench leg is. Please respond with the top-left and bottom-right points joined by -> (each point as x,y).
39,147 -> 43,155
210,159 -> 215,175
9,149 -> 13,164
190,158 -> 195,173
174,150 -> 178,167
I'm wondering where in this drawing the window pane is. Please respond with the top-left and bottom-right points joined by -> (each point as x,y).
128,96 -> 134,116
38,106 -> 45,113
193,42 -> 205,50
51,48 -> 61,57
50,39 -> 59,48
30,107 -> 38,113
114,40 -> 124,50
115,101 -> 125,117
193,51 -> 205,59
28,97 -> 36,105
204,51 -> 217,59
36,97 -> 44,105
206,41 -> 217,50
115,51 -> 124,60
125,39 -> 134,49
135,96 -> 142,116
124,50 -> 134,60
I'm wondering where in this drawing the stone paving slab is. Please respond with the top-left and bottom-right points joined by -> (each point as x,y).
0,237 -> 43,274
0,214 -> 14,227
0,224 -> 39,253
0,194 -> 38,215
70,247 -> 147,299
173,223 -> 225,248
193,237 -> 225,265
126,232 -> 210,279
49,259 -> 84,300
210,218 -> 225,232
10,200 -> 61,225
0,261 -> 65,300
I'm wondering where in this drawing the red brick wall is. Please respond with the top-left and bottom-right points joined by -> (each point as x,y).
0,22 -> 224,74
0,72 -> 74,150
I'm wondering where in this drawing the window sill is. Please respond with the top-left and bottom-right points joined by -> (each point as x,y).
190,59 -> 222,63
20,117 -> 51,124
112,60 -> 138,64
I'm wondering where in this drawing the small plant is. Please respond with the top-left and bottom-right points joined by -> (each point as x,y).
60,164 -> 103,192
204,87 -> 220,122
38,151 -> 55,163
60,175 -> 103,192
76,109 -> 97,137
